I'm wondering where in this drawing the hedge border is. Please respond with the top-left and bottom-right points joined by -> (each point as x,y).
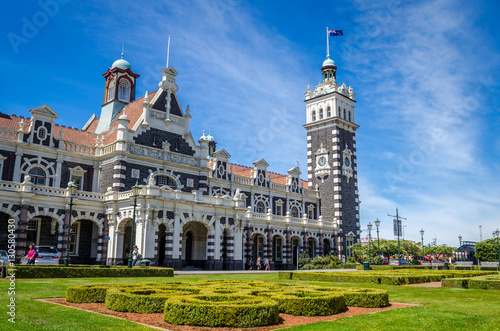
10,266 -> 174,278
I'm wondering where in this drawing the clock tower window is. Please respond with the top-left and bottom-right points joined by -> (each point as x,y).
327,106 -> 331,117
312,111 -> 316,121
319,109 -> 324,119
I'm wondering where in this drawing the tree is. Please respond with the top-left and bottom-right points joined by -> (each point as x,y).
347,239 -> 422,263
475,239 -> 497,261
424,244 -> 456,261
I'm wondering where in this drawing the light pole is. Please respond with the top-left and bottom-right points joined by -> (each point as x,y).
495,229 -> 500,264
127,181 -> 142,268
420,228 -> 424,261
367,222 -> 372,264
374,218 -> 381,265
64,182 -> 78,267
458,235 -> 463,261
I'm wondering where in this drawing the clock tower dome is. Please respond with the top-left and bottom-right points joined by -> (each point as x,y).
303,55 -> 360,261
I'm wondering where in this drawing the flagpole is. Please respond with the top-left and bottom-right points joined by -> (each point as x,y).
326,27 -> 329,57
166,35 -> 171,68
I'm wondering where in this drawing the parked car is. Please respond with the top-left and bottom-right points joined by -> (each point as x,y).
34,246 -> 60,265
388,258 -> 412,265
0,250 -> 8,265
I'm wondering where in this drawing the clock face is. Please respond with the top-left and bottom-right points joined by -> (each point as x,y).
344,157 -> 350,167
318,156 -> 327,167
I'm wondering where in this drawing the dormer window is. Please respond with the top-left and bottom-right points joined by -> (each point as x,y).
118,79 -> 131,102
107,80 -> 115,102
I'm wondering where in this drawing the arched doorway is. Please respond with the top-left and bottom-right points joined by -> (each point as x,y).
26,216 -> 58,247
252,234 -> 265,268
158,224 -> 166,266
273,235 -> 283,270
182,222 -> 207,269
121,221 -> 132,264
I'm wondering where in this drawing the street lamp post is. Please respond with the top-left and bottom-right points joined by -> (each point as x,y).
64,182 -> 78,267
495,229 -> 500,264
420,228 -> 425,261
367,222 -> 373,265
374,218 -> 381,265
127,182 -> 142,269
458,235 -> 463,261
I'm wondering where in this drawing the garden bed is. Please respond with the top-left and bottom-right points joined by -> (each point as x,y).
43,298 -> 417,330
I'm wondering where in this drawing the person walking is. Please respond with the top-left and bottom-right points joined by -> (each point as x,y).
248,258 -> 253,270
132,245 -> 140,266
25,244 -> 36,265
256,257 -> 261,270
265,258 -> 270,271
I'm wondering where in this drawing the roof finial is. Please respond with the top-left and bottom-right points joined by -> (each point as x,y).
121,44 -> 124,59
166,35 -> 171,68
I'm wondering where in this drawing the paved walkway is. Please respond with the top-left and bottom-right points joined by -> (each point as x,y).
174,268 -> 357,275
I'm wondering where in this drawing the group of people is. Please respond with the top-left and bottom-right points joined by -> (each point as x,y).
247,257 -> 270,271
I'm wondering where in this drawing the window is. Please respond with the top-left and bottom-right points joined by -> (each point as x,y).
256,201 -> 266,213
307,206 -> 315,220
118,79 -> 131,101
37,127 -> 47,140
156,175 -> 176,188
27,219 -> 38,231
343,109 -> 346,119
319,109 -> 324,119
28,167 -> 46,185
312,111 -> 316,121
327,106 -> 331,117
274,237 -> 282,261
107,80 -> 115,101
276,203 -> 283,216
348,111 -> 351,122
69,223 -> 80,255
256,235 -> 264,258
291,206 -> 299,218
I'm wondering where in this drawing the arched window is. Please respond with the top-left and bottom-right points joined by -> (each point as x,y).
312,111 -> 316,121
343,109 -> 346,119
338,106 -> 341,116
118,79 -> 131,101
348,111 -> 351,122
291,206 -> 299,218
327,106 -> 331,117
28,167 -> 46,185
256,201 -> 266,213
156,175 -> 176,188
319,109 -> 324,119
107,80 -> 115,102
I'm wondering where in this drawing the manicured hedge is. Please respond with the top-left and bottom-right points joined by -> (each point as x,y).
443,275 -> 500,290
279,270 -> 497,285
10,266 -> 174,278
163,294 -> 280,327
66,279 -> 390,327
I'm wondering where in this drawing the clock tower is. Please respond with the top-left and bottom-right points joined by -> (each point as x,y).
303,55 -> 360,260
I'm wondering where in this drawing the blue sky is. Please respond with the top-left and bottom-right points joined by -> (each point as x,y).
1,0 -> 499,246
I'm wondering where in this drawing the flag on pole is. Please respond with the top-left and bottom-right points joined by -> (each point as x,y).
328,30 -> 343,36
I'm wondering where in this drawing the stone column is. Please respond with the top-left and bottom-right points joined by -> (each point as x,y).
244,223 -> 253,269
206,228 -> 215,270
266,226 -> 274,270
15,204 -> 29,263
284,228 -> 292,269
319,232 -> 324,256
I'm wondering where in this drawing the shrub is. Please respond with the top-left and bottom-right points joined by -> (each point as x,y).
163,294 -> 279,327
270,291 -> 345,316
11,266 -> 174,278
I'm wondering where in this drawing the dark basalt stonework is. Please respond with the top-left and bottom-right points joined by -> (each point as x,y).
133,128 -> 195,156
151,91 -> 183,117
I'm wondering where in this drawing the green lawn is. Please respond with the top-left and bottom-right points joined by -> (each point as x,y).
1,273 -> 499,330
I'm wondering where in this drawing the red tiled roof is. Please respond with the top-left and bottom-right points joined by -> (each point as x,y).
0,113 -> 32,132
98,90 -> 159,144
225,162 -> 308,186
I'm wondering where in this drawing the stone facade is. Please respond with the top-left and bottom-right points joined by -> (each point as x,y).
0,52 -> 359,268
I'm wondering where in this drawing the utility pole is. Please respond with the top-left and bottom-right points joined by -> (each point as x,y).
388,208 -> 406,266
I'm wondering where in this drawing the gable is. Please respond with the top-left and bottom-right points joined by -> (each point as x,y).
213,149 -> 231,159
29,105 -> 59,119
253,158 -> 269,168
151,90 -> 183,117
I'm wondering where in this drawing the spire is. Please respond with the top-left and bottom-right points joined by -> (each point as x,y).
121,43 -> 124,59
